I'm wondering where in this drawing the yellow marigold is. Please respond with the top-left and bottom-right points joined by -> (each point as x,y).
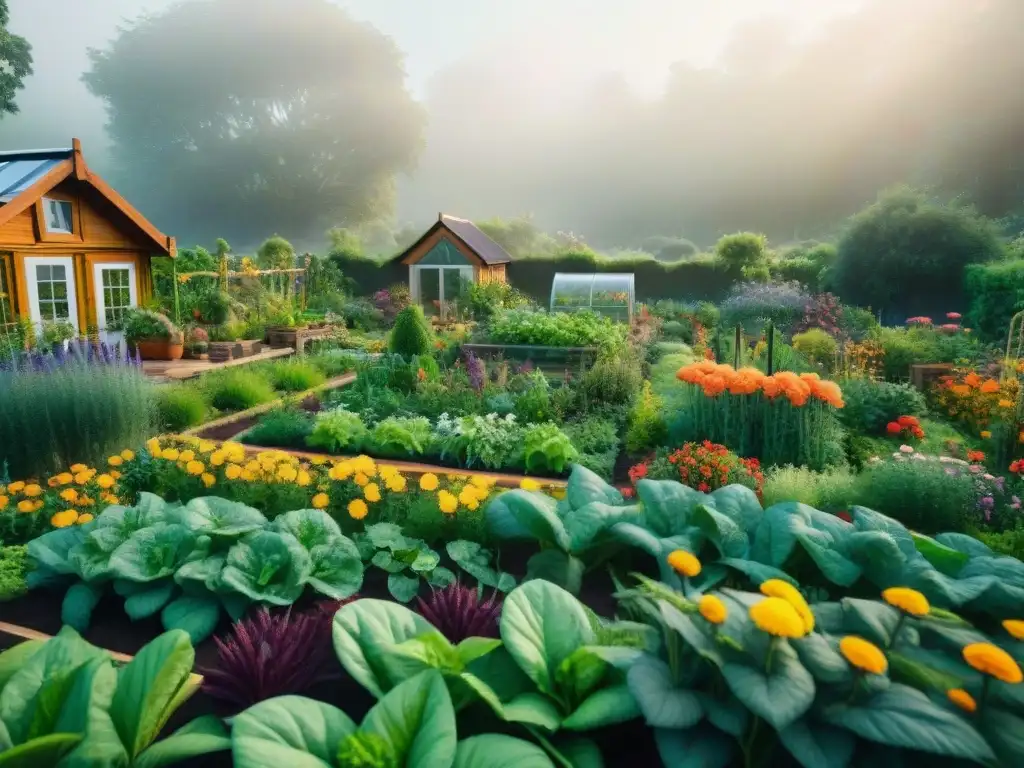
198,440 -> 216,454
364,483 -> 381,503
209,451 -> 227,467
981,430 -> 992,439
54,472 -> 73,485
162,448 -> 180,461
74,471 -> 92,485
240,470 -> 257,482
749,597 -> 807,638
51,509 -> 79,528
77,512 -> 95,525
471,475 -> 493,490
277,464 -> 298,482
761,579 -> 815,632
244,459 -> 261,474
69,464 -> 87,473
297,470 -> 312,487
962,642 -> 1023,683
465,498 -> 480,511
420,473 -> 439,492
110,470 -> 121,480
458,486 -> 480,507
312,492 -> 329,509
882,587 -> 930,617
259,458 -> 277,473
352,455 -> 376,476
947,688 -> 977,713
839,636 -> 888,674
667,550 -> 701,578
438,490 -> 459,515
108,455 -> 123,467
699,595 -> 728,625
97,473 -> 117,489
22,483 -> 42,497
999,399 -> 1014,408
146,438 -> 160,454
177,449 -> 195,463
1003,619 -> 1024,640
17,500 -> 35,513
0,495 -> 7,510
225,463 -> 243,480
101,493 -> 119,505
353,472 -> 370,487
348,498 -> 369,520
120,449 -> 135,461
520,478 -> 541,491
201,473 -> 216,488
78,495 -> 94,507
385,474 -> 406,493
60,488 -> 79,503
7,481 -> 24,493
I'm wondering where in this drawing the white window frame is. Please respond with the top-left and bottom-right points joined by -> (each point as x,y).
41,197 -> 74,234
410,265 -> 474,304
93,261 -> 138,343
25,255 -> 79,333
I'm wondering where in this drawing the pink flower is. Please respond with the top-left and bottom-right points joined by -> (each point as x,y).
899,445 -> 914,454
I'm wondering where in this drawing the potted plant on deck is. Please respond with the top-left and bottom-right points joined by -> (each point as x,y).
124,309 -> 184,361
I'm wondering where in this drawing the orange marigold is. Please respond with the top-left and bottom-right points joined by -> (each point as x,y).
980,379 -> 1001,394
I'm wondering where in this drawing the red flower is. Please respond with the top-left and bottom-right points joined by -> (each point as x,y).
698,482 -> 710,493
947,312 -> 962,320
911,426 -> 925,439
897,415 -> 919,428
620,486 -> 635,499
886,422 -> 902,435
967,450 -> 985,463
837,511 -> 852,523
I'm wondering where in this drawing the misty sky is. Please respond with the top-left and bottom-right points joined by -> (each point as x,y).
3,0 -> 863,224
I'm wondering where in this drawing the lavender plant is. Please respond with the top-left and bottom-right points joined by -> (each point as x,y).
719,280 -> 811,335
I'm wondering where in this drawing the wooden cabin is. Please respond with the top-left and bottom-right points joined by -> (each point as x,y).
0,139 -> 175,345
398,213 -> 511,316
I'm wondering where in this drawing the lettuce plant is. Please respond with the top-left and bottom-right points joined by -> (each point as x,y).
231,669 -> 553,768
0,627 -> 229,767
306,408 -> 368,453
522,423 -> 578,474
367,416 -> 433,457
355,523 -> 455,603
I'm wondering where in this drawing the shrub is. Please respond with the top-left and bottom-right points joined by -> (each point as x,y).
157,386 -> 209,431
306,409 -> 367,453
244,409 -> 313,448
624,380 -> 667,454
0,545 -> 27,602
791,328 -> 838,368
833,185 -> 1003,316
267,360 -> 326,393
715,232 -> 768,272
0,350 -> 156,478
852,456 -> 977,533
719,280 -> 810,335
123,309 -> 182,345
965,258 -> 1024,342
761,465 -> 856,509
976,525 -> 1024,560
578,350 -> 643,407
466,281 -> 528,320
207,370 -> 276,412
838,378 -> 926,435
388,305 -> 433,357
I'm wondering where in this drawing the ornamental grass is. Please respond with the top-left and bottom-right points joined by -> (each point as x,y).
675,361 -> 845,469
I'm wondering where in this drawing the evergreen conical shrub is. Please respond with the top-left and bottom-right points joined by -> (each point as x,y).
388,305 -> 433,357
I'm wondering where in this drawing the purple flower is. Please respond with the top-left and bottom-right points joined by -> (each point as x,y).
980,496 -> 995,508
1012,495 -> 1021,510
464,349 -> 486,393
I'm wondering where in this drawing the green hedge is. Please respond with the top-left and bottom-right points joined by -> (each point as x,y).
965,259 -> 1024,342
332,249 -> 737,303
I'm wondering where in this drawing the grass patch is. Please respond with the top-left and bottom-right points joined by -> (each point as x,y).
156,386 -> 209,431
268,360 -> 326,393
847,417 -> 978,467
650,350 -> 695,443
205,370 -> 277,412
762,465 -> 857,510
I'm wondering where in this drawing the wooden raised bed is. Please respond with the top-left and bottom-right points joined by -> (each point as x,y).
266,325 -> 338,353
207,339 -> 263,363
911,363 -> 953,391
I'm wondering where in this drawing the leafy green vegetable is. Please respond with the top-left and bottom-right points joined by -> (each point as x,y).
219,531 -> 312,606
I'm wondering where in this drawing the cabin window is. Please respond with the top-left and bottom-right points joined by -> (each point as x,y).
42,197 -> 74,234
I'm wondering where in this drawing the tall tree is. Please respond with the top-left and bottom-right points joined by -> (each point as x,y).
84,0 -> 425,247
0,0 -> 33,117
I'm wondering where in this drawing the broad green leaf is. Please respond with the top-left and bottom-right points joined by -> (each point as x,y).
980,708 -> 1024,766
69,526 -> 133,582
306,539 -> 363,600
849,506 -> 917,557
779,718 -> 855,768
635,479 -> 705,536
659,604 -> 722,666
219,530 -> 312,606
709,484 -> 763,533
391,631 -> 462,675
484,490 -> 571,550
502,692 -> 563,730
912,533 -> 970,576
445,541 -> 516,592
792,634 -> 852,684
161,595 -> 221,645
564,502 -> 641,552
371,550 -> 406,574
717,557 -> 797,586
133,715 -> 230,768
0,642 -> 44,693
653,724 -> 734,768
113,578 -> 150,597
54,657 -> 125,767
0,733 -> 82,767
426,566 -> 457,589
555,647 -> 609,707
888,652 -> 964,693
721,640 -> 814,730
750,502 -> 807,566
109,524 -> 199,583
175,496 -> 267,538
696,692 -> 749,737
846,531 -> 907,586
365,522 -> 405,549
466,646 -> 536,703
822,684 -> 994,762
840,598 -> 901,647
525,550 -> 584,595
124,581 -> 177,621
501,580 -> 595,696
173,555 -> 225,594
332,599 -> 435,697
271,508 -> 342,550
25,527 -> 88,579
361,670 -> 457,768
556,737 -> 605,768
795,532 -> 862,587
456,638 -> 502,666
691,505 -> 748,559
231,695 -> 356,768
562,685 -> 640,731
388,573 -> 421,603
454,734 -> 555,768
61,582 -> 104,633
627,654 -> 703,729
410,549 -> 441,573
565,464 -> 624,510
111,630 -> 196,759
933,532 -> 992,558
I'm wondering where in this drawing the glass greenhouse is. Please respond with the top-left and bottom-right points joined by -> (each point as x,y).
549,272 -> 635,322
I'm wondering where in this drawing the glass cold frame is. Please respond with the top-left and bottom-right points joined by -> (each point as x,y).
550,272 -> 634,322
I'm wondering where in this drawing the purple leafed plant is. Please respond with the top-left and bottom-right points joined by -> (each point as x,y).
200,600 -> 348,708
463,349 -> 486,393
416,582 -> 502,643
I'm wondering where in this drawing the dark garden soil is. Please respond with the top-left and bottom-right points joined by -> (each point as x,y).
192,415 -> 261,442
0,544 -> 663,766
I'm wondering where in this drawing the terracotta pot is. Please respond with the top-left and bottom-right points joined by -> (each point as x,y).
134,339 -> 184,361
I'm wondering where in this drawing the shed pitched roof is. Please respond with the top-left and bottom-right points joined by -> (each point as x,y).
397,213 -> 512,266
0,140 -> 175,257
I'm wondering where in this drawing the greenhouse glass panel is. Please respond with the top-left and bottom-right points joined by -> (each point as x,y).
550,272 -> 634,322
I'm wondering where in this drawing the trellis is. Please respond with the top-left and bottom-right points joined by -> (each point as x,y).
1003,309 -> 1024,382
171,253 -> 310,325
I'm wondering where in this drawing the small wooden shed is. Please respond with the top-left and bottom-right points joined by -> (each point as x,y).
397,213 -> 511,315
0,139 -> 175,345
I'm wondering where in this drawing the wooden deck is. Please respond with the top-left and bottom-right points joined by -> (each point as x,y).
142,346 -> 295,381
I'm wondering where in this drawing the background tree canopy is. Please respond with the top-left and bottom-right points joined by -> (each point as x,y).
83,0 -> 425,247
0,0 -> 33,117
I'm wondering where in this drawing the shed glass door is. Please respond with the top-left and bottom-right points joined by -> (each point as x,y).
94,262 -> 137,346
25,256 -> 79,337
